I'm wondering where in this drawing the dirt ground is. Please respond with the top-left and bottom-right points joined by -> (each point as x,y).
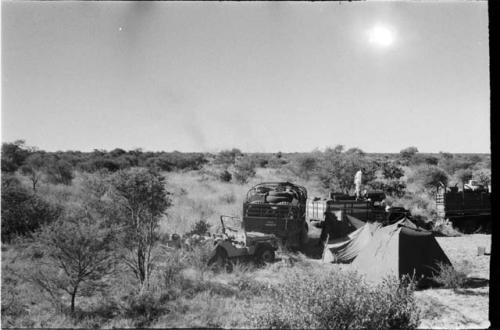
415,234 -> 491,329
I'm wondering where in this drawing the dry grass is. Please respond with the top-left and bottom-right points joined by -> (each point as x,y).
2,169 -> 491,329
160,167 -> 326,235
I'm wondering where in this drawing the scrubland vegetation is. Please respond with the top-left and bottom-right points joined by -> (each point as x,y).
1,140 -> 491,328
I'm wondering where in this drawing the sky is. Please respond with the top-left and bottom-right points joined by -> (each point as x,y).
1,1 -> 490,153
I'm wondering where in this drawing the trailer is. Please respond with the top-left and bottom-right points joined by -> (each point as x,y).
306,191 -> 410,241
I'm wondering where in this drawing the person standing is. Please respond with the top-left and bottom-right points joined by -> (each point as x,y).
354,169 -> 363,199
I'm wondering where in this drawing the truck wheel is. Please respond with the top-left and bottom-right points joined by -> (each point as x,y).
256,246 -> 275,264
462,219 -> 478,234
208,248 -> 232,272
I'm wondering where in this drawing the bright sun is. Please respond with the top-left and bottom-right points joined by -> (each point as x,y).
368,25 -> 395,48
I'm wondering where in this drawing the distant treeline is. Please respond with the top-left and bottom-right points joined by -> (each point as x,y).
1,140 -> 208,175
0,140 -> 491,242
2,141 -> 491,188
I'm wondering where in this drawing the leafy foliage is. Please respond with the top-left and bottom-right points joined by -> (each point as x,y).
1,140 -> 30,172
232,156 -> 256,184
45,157 -> 74,185
250,268 -> 420,329
30,206 -> 119,313
1,175 -> 61,242
108,168 -> 172,286
218,170 -> 232,182
188,220 -> 212,236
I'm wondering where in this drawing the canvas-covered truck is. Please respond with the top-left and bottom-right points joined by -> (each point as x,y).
307,191 -> 410,241
436,183 -> 491,233
242,182 -> 309,249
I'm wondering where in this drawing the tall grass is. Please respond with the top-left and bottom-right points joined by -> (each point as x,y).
430,261 -> 472,289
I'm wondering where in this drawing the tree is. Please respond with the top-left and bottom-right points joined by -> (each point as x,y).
381,162 -> 404,180
439,151 -> 453,160
473,168 -> 491,188
110,148 -> 127,157
214,148 -> 243,167
32,207 -> 118,313
325,145 -> 344,155
289,156 -> 317,180
400,146 -> 419,159
345,147 -> 365,156
233,156 -> 256,184
109,168 -> 171,286
45,157 -> 74,185
454,168 -> 473,190
317,151 -> 374,193
20,153 -> 46,192
407,165 -> 449,193
1,140 -> 30,172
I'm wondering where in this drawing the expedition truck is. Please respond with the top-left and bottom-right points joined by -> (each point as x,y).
436,181 -> 491,233
242,182 -> 309,249
306,190 -> 410,241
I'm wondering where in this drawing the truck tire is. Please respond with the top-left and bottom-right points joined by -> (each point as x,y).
461,219 -> 479,234
255,246 -> 275,264
268,191 -> 293,197
266,195 -> 292,203
208,248 -> 232,272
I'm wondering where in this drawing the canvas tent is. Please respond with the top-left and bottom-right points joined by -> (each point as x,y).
322,221 -> 381,263
351,218 -> 452,283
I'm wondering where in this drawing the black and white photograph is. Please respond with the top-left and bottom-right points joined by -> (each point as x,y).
1,1 -> 491,328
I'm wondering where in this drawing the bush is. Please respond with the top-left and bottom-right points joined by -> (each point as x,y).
432,218 -> 462,237
407,165 -> 449,192
126,291 -> 166,327
188,220 -> 211,236
219,170 -> 232,182
1,176 -> 62,242
30,205 -> 119,313
250,268 -> 420,329
232,157 -> 256,184
45,158 -> 74,185
1,140 -> 30,173
430,261 -> 471,289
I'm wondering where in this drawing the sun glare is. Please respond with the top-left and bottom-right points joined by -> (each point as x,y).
368,25 -> 395,48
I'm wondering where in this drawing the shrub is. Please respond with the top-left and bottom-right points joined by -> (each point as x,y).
430,261 -> 471,289
288,156 -> 318,180
233,157 -> 256,184
214,149 -> 243,167
1,140 -> 30,173
407,165 -> 449,192
45,157 -> 74,185
250,268 -> 420,329
219,170 -> 232,182
126,290 -> 166,327
400,146 -> 419,160
188,219 -> 211,236
432,218 -> 462,237
1,175 -> 62,242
